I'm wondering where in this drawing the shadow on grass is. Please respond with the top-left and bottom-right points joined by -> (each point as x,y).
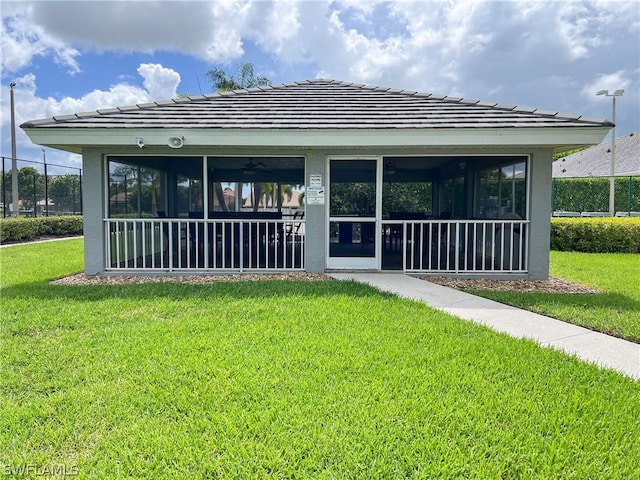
0,278 -> 396,303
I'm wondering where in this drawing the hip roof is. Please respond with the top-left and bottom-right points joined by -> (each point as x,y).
22,79 -> 611,130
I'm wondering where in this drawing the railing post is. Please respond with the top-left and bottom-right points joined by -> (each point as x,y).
168,219 -> 173,271
238,222 -> 244,272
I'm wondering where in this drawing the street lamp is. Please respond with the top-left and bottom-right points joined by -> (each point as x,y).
596,89 -> 624,215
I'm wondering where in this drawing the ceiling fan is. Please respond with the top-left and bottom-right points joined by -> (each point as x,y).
242,159 -> 272,175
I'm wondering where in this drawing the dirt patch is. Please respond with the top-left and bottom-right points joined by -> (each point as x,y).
424,276 -> 600,294
50,272 -> 331,286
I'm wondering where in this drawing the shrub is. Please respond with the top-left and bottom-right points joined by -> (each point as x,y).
551,217 -> 640,253
0,216 -> 83,243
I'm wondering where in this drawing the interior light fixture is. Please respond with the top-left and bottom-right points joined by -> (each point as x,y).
384,163 -> 396,175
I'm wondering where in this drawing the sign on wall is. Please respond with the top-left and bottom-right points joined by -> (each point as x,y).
309,174 -> 322,186
306,185 -> 325,205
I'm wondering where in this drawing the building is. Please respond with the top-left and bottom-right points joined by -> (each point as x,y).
21,79 -> 611,278
553,131 -> 639,178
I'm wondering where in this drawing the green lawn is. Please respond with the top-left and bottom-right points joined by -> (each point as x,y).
467,252 -> 640,343
1,240 -> 639,478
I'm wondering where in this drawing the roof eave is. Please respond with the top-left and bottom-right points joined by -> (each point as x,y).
22,125 -> 612,153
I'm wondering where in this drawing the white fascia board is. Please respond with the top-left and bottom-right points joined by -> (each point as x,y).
23,126 -> 611,152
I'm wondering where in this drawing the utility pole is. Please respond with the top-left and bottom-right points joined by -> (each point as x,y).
10,82 -> 19,217
596,89 -> 624,216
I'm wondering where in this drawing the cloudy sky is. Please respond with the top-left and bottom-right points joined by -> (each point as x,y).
1,0 -> 639,171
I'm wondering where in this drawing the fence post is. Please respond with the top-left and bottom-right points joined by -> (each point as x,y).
43,150 -> 49,216
2,157 -> 6,218
33,173 -> 37,217
79,168 -> 83,215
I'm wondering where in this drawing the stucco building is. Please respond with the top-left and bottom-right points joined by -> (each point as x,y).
22,79 -> 611,278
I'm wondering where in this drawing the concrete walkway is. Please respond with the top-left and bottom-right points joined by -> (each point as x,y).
330,273 -> 640,380
0,235 -> 83,248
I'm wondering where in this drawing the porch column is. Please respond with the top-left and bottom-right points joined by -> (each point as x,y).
304,151 -> 326,273
82,150 -> 105,275
528,149 -> 553,280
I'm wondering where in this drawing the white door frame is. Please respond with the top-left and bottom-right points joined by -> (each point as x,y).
326,156 -> 382,270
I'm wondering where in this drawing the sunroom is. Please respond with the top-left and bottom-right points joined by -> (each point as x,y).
101,153 -> 527,274
21,79 -> 611,279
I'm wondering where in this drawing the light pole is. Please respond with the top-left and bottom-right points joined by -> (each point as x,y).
10,82 -> 19,217
596,89 -> 624,215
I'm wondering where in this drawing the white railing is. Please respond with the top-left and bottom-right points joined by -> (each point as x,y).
383,219 -> 529,274
105,218 -> 305,272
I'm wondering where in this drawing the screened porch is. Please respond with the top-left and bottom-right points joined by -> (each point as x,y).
328,155 -> 529,274
105,156 -> 305,272
103,154 -> 529,274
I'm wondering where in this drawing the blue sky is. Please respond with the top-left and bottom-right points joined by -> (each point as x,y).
1,0 -> 639,173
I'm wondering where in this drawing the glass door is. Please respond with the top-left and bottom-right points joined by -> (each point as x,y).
327,158 -> 381,269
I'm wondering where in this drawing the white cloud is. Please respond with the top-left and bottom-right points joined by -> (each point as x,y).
1,0 -> 638,168
137,63 -> 181,100
3,0 -> 634,103
580,70 -> 633,100
245,0 -> 302,55
0,64 -> 181,167
1,6 -> 81,74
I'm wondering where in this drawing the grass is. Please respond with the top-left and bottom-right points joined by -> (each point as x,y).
466,251 -> 640,343
1,240 -> 639,478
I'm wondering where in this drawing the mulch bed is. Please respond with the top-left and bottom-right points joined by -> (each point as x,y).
51,272 -> 598,294
50,272 -> 331,286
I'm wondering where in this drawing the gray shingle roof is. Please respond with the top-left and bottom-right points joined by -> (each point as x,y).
22,79 -> 612,130
553,131 -> 640,177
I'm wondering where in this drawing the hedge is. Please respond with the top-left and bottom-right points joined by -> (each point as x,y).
0,216 -> 83,243
551,217 -> 640,253
552,176 -> 640,213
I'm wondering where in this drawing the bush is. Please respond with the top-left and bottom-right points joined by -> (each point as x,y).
0,216 -> 83,243
551,217 -> 640,253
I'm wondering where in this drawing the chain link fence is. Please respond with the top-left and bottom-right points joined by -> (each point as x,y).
1,156 -> 83,217
552,176 -> 640,215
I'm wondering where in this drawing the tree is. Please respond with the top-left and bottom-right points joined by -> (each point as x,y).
17,167 -> 44,210
205,63 -> 270,92
553,146 -> 588,161
206,63 -> 272,213
49,174 -> 81,213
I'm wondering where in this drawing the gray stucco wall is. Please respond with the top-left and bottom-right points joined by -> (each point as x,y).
527,149 -> 553,279
303,151 -> 327,273
81,147 -> 555,278
82,150 -> 105,275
